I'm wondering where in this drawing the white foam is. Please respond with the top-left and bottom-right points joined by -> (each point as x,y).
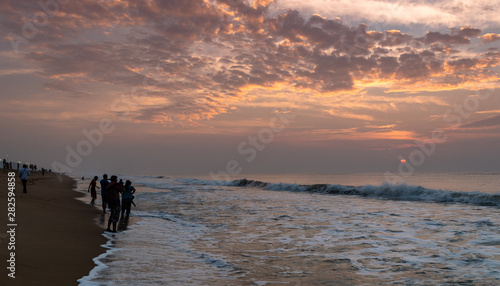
78,233 -> 121,285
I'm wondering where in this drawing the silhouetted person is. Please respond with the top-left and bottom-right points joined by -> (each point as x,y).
106,175 -> 121,232
121,180 -> 136,219
100,174 -> 110,214
88,176 -> 100,205
19,164 -> 30,193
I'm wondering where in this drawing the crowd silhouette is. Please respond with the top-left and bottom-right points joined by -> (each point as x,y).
3,158 -> 136,233
2,157 -> 52,194
87,174 -> 136,233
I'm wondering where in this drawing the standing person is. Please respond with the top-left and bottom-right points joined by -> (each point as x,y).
18,164 -> 30,193
100,174 -> 110,214
88,176 -> 100,205
106,175 -> 122,232
121,180 -> 136,219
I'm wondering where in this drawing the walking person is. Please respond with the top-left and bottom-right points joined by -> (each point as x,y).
88,176 -> 100,205
106,175 -> 122,233
18,164 -> 30,193
121,180 -> 136,219
100,174 -> 110,214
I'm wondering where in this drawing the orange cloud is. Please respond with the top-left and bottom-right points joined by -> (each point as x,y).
479,33 -> 500,43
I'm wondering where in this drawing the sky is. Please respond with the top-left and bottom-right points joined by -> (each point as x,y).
0,0 -> 499,178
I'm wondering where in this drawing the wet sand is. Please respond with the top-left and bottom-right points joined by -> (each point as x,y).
0,169 -> 106,286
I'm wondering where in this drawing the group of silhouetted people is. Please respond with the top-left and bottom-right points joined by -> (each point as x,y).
88,174 -> 136,233
2,159 -> 12,170
3,159 -> 49,173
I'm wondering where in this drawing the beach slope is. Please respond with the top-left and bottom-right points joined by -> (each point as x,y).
0,170 -> 106,286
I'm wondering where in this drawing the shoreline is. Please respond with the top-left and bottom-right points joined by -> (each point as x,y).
0,169 -> 107,286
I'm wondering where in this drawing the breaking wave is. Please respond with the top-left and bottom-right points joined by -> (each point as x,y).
177,178 -> 500,207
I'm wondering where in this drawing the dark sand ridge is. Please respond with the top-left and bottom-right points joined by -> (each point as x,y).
0,169 -> 107,286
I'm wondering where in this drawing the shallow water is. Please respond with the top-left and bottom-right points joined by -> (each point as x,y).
77,173 -> 500,285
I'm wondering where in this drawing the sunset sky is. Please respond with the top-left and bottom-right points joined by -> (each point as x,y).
1,0 -> 499,176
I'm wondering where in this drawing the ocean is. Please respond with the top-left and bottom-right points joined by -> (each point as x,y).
75,172 -> 500,285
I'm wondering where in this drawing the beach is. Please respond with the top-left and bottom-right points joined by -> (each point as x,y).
0,169 -> 106,286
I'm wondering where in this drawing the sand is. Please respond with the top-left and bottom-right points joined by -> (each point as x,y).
0,169 -> 107,286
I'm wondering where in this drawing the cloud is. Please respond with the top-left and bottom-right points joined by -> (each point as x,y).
132,95 -> 229,126
1,0 -> 499,127
480,33 -> 500,43
275,0 -> 500,28
423,31 -> 470,45
455,27 -> 481,38
460,115 -> 500,129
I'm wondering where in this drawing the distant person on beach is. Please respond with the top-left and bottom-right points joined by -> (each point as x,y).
100,174 -> 110,214
121,180 -> 136,219
88,176 -> 100,205
18,164 -> 30,193
106,175 -> 122,232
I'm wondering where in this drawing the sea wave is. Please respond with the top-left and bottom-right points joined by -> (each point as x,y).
178,178 -> 500,207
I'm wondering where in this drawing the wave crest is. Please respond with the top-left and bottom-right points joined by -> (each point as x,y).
179,178 -> 500,207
